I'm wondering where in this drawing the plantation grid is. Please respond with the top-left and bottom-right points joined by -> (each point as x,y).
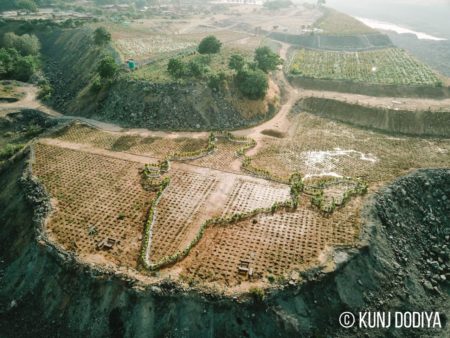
182,196 -> 359,286
32,117 -> 446,288
33,143 -> 154,268
290,48 -> 440,86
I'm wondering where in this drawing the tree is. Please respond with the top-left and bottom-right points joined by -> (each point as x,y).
2,32 -> 40,56
198,35 -> 222,55
12,55 -> 38,81
167,58 -> 185,78
188,60 -> 207,77
97,56 -> 117,79
228,54 -> 245,72
93,27 -> 111,46
236,68 -> 268,100
254,46 -> 283,73
0,48 -> 18,78
15,0 -> 38,13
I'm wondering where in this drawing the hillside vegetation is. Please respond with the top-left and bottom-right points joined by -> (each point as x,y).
289,48 -> 441,87
38,26 -> 279,130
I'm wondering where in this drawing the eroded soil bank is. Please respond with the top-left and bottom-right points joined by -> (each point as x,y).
0,157 -> 448,337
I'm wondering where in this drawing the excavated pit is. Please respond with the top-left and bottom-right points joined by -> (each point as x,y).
0,153 -> 448,337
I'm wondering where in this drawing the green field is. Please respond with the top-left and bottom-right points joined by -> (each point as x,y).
289,48 -> 441,86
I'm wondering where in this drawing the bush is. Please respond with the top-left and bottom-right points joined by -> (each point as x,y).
228,54 -> 245,71
93,27 -> 111,46
198,35 -> 222,54
236,68 -> 269,100
0,143 -> 24,161
188,59 -> 208,77
208,72 -> 226,91
97,56 -> 118,79
90,78 -> 102,93
254,46 -> 283,73
167,58 -> 186,78
12,55 -> 38,81
38,82 -> 52,100
249,287 -> 265,302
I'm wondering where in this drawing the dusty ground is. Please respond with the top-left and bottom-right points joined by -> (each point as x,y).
1,31 -> 449,293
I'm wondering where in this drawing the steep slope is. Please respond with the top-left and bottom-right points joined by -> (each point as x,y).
1,151 -> 448,337
39,27 -> 278,131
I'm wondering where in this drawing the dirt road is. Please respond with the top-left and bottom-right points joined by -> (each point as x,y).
2,44 -> 450,149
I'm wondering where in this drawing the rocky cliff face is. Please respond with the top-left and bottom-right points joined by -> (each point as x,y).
0,153 -> 448,337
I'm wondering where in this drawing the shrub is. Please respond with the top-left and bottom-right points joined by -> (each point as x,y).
0,143 -> 24,161
188,59 -> 207,77
93,27 -> 111,46
90,78 -> 102,93
236,68 -> 269,100
249,287 -> 265,302
38,83 -> 52,100
198,35 -> 222,54
167,58 -> 186,78
228,54 -> 245,71
208,72 -> 226,91
97,56 -> 118,79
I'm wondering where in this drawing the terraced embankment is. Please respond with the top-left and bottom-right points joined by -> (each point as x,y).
1,150 -> 448,337
298,97 -> 450,137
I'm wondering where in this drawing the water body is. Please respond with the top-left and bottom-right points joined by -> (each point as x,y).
313,0 -> 450,76
355,17 -> 446,41
324,0 -> 450,39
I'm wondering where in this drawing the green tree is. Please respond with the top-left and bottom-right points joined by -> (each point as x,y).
15,0 -> 38,13
198,35 -> 222,55
2,32 -> 40,56
97,56 -> 117,79
228,54 -> 245,72
93,27 -> 111,46
167,58 -> 185,78
254,46 -> 283,73
236,68 -> 268,100
0,48 -> 18,77
12,55 -> 38,81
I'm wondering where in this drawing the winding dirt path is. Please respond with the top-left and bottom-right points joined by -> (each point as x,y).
2,44 -> 450,150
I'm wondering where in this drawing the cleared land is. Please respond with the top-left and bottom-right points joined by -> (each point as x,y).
52,123 -> 208,159
289,48 -> 441,86
251,111 -> 450,184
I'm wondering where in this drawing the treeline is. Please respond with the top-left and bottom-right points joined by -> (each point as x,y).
0,0 -> 55,12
